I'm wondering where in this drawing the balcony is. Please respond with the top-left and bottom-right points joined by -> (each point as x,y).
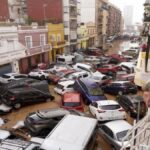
27,44 -> 51,55
70,0 -> 77,6
51,41 -> 66,49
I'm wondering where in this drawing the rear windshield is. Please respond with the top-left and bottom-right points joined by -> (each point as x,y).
1,75 -> 10,78
88,87 -> 103,96
100,105 -> 120,110
63,102 -> 81,107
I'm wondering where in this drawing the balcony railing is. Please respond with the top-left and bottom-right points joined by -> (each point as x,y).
51,41 -> 65,47
70,0 -> 77,6
27,44 -> 51,55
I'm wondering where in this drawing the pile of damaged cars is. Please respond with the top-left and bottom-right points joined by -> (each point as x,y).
0,42 -> 144,150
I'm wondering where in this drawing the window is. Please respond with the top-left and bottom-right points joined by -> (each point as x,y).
57,58 -> 65,62
57,34 -> 61,42
25,36 -> 32,48
40,34 -> 46,46
65,35 -> 69,41
67,84 -> 74,88
50,35 -> 56,42
83,74 -> 88,78
64,6 -> 69,13
64,21 -> 69,28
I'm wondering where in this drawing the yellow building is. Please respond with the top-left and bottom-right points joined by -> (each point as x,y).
78,23 -> 89,50
47,23 -> 65,62
86,22 -> 97,47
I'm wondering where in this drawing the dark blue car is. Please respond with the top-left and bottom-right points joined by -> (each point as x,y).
74,78 -> 107,104
102,81 -> 137,95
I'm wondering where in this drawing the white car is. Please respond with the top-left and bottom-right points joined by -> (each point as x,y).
0,104 -> 12,114
59,71 -> 90,81
99,120 -> 132,150
54,80 -> 75,95
28,69 -> 49,80
89,100 -> 126,121
47,64 -> 72,73
85,56 -> 99,62
0,73 -> 28,83
118,62 -> 135,73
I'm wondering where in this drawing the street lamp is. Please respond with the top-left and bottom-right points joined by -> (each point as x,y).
43,4 -> 47,22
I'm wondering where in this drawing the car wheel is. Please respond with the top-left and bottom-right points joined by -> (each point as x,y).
118,91 -> 123,95
41,75 -> 45,80
14,103 -> 21,109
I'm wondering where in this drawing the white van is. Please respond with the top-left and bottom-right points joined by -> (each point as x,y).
56,54 -> 75,65
40,114 -> 98,150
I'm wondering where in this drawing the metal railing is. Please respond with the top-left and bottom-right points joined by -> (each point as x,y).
121,109 -> 150,150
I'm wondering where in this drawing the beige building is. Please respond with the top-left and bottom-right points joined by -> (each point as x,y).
107,3 -> 122,37
86,22 -> 97,47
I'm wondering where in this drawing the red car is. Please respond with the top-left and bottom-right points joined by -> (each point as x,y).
110,54 -> 127,62
97,64 -> 122,76
48,69 -> 75,83
61,92 -> 84,112
117,73 -> 135,83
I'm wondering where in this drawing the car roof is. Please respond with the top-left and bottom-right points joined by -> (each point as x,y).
3,73 -> 21,76
96,100 -> 119,106
104,120 -> 132,134
37,108 -> 70,119
80,78 -> 98,87
74,63 -> 91,69
70,71 -> 88,76
63,92 -> 81,102
58,80 -> 75,86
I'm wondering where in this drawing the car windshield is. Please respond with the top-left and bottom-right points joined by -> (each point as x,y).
88,87 -> 103,96
56,84 -> 64,89
117,130 -> 129,141
63,102 -> 81,107
100,105 -> 120,110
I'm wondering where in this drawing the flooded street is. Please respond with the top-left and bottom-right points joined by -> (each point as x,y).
0,40 -> 139,150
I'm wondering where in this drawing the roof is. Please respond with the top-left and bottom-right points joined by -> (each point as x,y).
96,100 -> 119,106
41,115 -> 97,150
80,78 -> 98,87
105,120 -> 132,134
63,92 -> 81,102
58,80 -> 75,86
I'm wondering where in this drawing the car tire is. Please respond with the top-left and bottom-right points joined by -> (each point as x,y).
14,103 -> 21,109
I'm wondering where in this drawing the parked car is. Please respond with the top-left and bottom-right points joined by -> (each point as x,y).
28,69 -> 49,80
74,78 -> 107,104
1,87 -> 54,109
117,73 -> 135,83
98,120 -> 132,150
0,104 -> 12,115
84,56 -> 99,62
89,100 -> 126,121
117,95 -> 147,119
24,108 -> 86,136
59,71 -> 90,81
56,54 -> 75,64
90,74 -> 112,85
102,81 -> 138,95
46,64 -> 72,73
110,54 -> 127,62
48,69 -> 76,83
61,92 -> 84,112
118,62 -> 135,73
84,47 -> 103,56
54,80 -> 75,95
96,64 -> 122,77
0,73 -> 28,84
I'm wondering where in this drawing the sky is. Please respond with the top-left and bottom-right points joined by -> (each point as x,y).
109,0 -> 145,24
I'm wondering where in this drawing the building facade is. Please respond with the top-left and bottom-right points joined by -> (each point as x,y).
63,0 -> 81,53
86,22 -> 97,47
0,26 -> 26,74
18,24 -> 52,73
0,0 -> 9,22
48,23 -> 65,62
27,0 -> 63,24
107,3 -> 122,37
